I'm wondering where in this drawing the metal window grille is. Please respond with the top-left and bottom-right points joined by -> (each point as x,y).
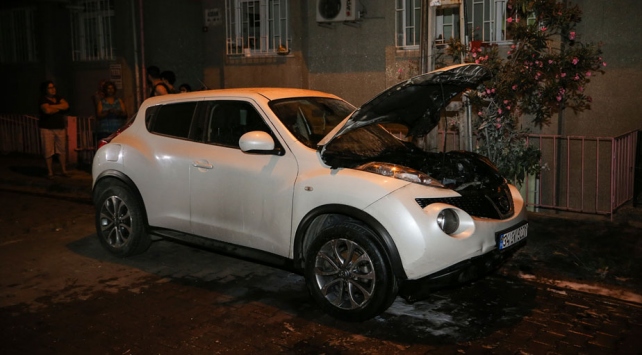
465,0 -> 509,43
226,0 -> 289,56
395,0 -> 422,49
0,7 -> 38,63
70,0 -> 114,61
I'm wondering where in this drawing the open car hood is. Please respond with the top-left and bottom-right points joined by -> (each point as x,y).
316,64 -> 512,211
320,64 -> 490,148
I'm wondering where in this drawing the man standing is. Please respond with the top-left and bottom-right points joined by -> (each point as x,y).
147,65 -> 169,97
38,80 -> 70,178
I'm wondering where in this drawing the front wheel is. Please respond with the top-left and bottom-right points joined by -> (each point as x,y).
94,180 -> 150,257
304,223 -> 398,321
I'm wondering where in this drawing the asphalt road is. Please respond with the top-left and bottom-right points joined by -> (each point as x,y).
1,191 -> 641,354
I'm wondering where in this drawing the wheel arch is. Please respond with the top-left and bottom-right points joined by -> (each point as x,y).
293,204 -> 407,280
93,170 -> 148,225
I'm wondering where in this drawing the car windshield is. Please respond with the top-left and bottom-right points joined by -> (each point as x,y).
269,97 -> 355,148
321,124 -> 411,168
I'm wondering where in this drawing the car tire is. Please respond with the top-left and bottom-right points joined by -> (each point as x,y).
304,222 -> 398,321
95,180 -> 151,257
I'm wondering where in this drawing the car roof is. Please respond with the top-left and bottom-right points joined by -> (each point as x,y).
142,87 -> 342,106
213,87 -> 340,101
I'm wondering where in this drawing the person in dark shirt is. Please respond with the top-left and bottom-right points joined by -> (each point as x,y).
38,80 -> 70,178
161,70 -> 177,94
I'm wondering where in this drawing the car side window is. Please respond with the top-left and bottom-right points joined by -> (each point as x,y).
204,100 -> 271,148
147,102 -> 197,139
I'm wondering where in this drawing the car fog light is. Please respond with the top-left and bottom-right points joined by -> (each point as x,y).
437,209 -> 459,235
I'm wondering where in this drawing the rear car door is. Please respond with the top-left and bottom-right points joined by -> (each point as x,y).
140,101 -> 202,232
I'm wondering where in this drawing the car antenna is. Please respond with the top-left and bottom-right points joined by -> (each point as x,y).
197,78 -> 209,90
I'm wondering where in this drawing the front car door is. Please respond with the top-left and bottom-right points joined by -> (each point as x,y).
189,99 -> 298,257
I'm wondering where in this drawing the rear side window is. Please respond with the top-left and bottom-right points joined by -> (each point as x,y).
146,102 -> 197,139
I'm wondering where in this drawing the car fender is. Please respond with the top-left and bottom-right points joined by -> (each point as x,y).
292,165 -> 409,216
292,203 -> 407,280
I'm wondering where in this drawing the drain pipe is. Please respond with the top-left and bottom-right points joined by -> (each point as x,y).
464,91 -> 473,151
420,0 -> 429,73
131,0 -> 142,108
139,0 -> 147,101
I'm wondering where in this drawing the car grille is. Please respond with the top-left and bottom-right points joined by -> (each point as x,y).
415,185 -> 514,220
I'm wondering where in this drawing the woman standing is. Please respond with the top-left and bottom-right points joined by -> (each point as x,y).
39,80 -> 70,178
96,81 -> 127,142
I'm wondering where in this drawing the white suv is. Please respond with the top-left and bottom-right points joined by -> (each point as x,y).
92,64 -> 528,321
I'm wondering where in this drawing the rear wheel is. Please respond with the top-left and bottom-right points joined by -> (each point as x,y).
94,180 -> 150,256
304,222 -> 398,321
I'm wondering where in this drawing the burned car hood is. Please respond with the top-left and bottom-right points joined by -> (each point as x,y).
318,64 -> 513,215
321,64 -> 490,148
318,63 -> 491,169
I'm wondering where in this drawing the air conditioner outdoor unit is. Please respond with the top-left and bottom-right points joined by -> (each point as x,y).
316,0 -> 357,22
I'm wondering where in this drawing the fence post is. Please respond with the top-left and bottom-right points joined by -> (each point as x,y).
66,116 -> 78,165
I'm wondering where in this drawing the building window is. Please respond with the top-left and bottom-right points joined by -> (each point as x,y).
465,0 -> 510,43
70,0 -> 114,61
396,0 -> 421,49
226,0 -> 289,56
396,1 -> 461,49
436,7 -> 460,45
0,7 -> 38,63
396,1 -> 515,49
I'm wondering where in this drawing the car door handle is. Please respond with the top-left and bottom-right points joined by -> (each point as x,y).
192,160 -> 213,169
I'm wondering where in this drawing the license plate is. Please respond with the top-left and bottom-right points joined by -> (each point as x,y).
496,221 -> 528,250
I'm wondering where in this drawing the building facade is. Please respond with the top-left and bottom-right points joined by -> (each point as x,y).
1,0 -> 640,138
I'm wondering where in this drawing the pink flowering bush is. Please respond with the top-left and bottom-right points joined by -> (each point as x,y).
464,0 -> 606,184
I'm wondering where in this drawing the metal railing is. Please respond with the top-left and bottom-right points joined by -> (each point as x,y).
0,114 -> 41,155
612,131 -> 638,211
1,113 -> 638,218
399,129 -> 637,218
525,131 -> 638,218
69,115 -> 97,165
0,113 -> 96,164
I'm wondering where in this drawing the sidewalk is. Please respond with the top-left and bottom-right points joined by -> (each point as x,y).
1,152 -> 640,302
502,210 -> 642,304
0,153 -> 93,203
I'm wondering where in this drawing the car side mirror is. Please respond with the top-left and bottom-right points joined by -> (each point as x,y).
239,131 -> 282,155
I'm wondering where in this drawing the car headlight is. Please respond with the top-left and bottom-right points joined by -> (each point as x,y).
355,162 -> 444,188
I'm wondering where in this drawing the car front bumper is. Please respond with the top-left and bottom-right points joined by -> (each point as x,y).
397,239 -> 526,303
